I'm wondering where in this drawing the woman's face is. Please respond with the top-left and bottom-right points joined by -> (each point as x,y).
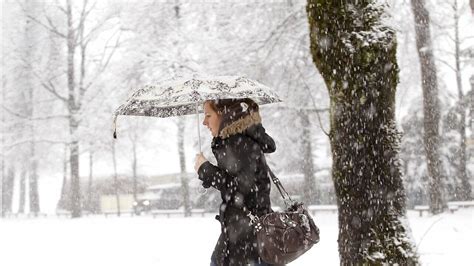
203,101 -> 221,137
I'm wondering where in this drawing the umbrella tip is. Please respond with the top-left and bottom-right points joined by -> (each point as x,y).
113,131 -> 117,139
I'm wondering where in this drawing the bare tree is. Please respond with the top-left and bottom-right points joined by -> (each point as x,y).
307,1 -> 419,264
22,0 -> 121,217
443,0 -> 471,200
411,0 -> 446,213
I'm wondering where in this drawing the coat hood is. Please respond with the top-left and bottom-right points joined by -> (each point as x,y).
214,107 -> 276,153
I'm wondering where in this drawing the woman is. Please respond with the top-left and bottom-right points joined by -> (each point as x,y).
194,98 -> 279,266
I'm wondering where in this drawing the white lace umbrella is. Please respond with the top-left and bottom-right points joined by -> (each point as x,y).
113,75 -> 282,151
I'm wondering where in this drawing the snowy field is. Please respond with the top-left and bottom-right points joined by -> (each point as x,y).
0,209 -> 472,266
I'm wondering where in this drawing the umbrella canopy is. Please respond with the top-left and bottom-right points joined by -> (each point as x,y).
114,75 -> 282,118
113,74 -> 282,151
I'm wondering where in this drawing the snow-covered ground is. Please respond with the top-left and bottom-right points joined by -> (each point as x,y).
0,209 -> 472,266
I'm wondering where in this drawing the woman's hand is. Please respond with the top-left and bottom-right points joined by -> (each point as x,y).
194,153 -> 208,172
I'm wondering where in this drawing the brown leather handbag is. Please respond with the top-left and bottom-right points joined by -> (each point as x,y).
247,171 -> 320,265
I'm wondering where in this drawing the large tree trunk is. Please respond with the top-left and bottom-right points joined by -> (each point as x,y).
411,0 -> 445,213
453,0 -> 471,200
178,118 -> 191,217
307,1 -> 419,264
299,111 -> 316,204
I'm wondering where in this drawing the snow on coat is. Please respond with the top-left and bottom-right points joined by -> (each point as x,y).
198,107 -> 276,266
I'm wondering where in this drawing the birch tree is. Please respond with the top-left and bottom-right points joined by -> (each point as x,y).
432,0 -> 472,200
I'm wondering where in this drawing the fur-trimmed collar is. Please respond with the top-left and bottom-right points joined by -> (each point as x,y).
218,111 -> 262,139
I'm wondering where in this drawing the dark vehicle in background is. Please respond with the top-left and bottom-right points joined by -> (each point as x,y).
132,180 -> 221,215
133,183 -> 182,215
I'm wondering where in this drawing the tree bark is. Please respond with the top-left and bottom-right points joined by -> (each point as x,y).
411,0 -> 445,213
453,0 -> 471,200
307,1 -> 419,264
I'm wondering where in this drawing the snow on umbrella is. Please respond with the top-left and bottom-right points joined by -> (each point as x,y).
113,74 -> 282,151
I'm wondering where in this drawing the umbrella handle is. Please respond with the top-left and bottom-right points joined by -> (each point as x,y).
196,102 -> 201,152
113,115 -> 118,139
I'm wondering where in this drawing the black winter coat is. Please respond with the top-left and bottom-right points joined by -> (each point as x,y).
198,112 -> 276,266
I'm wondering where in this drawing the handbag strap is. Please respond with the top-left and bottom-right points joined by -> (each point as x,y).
246,168 -> 294,225
260,154 -> 293,205
267,168 -> 293,205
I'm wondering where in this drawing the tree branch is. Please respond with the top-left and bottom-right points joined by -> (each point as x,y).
2,104 -> 69,121
83,30 -> 122,93
436,57 -> 456,72
31,71 -> 68,102
17,1 -> 68,39
4,139 -> 68,151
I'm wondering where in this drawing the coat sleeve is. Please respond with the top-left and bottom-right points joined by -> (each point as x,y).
198,136 -> 263,198
197,161 -> 232,191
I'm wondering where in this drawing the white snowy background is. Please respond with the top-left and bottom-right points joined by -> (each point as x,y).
1,0 -> 473,265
